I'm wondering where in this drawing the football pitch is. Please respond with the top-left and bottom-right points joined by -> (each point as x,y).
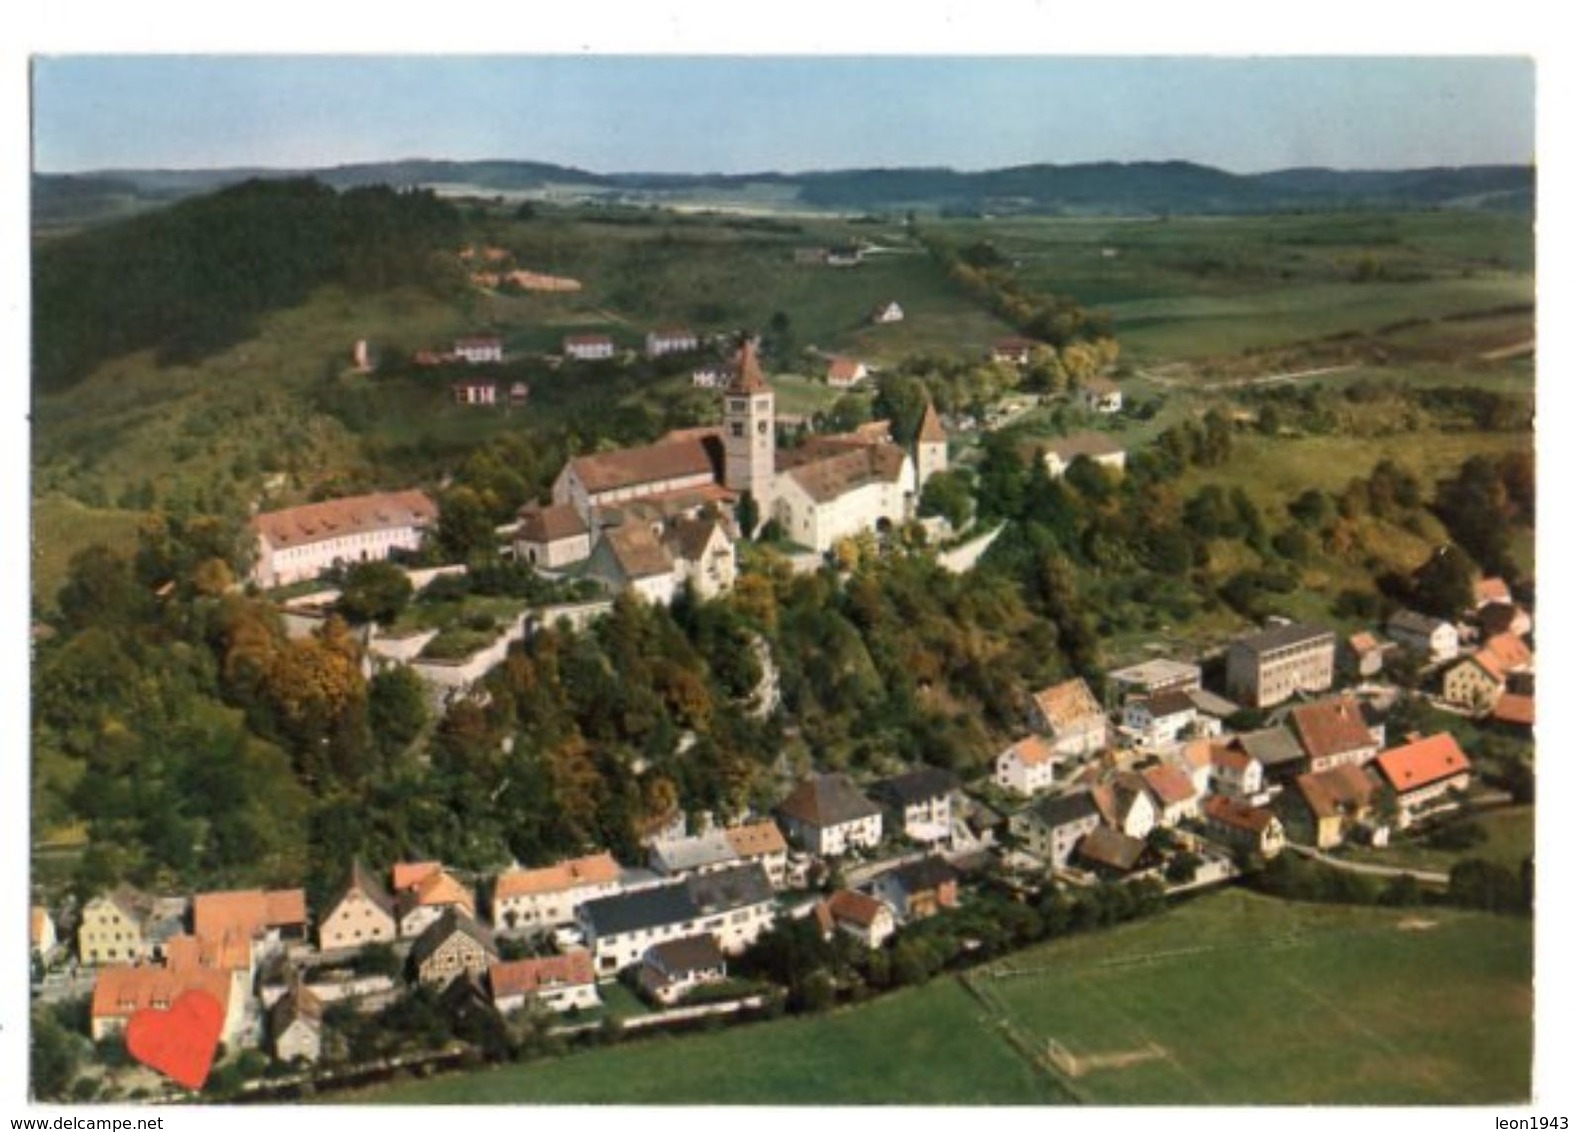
353,889 -> 1530,1105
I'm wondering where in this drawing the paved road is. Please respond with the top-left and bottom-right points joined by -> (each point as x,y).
1286,843 -> 1449,886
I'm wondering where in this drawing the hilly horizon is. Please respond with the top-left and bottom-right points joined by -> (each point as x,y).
33,157 -> 1535,231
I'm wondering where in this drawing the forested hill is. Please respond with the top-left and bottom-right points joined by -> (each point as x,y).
32,178 -> 462,395
35,159 -> 1534,224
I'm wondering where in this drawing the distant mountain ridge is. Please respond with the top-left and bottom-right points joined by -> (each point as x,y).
35,158 -> 1534,221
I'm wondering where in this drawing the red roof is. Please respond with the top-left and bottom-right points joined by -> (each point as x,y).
91,964 -> 232,1022
1002,735 -> 1058,768
1202,794 -> 1277,833
1290,697 -> 1376,762
192,889 -> 306,942
824,889 -> 887,929
252,490 -> 437,551
494,853 -> 621,900
1476,577 -> 1512,606
1491,692 -> 1535,727
392,862 -> 443,892
827,357 -> 865,382
1141,764 -> 1197,807
489,952 -> 596,999
726,340 -> 772,395
1375,733 -> 1471,795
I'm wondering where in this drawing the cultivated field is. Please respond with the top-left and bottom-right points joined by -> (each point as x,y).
351,889 -> 1531,1105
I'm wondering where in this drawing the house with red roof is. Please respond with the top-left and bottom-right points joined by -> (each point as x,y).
813,889 -> 896,949
513,502 -> 592,569
1140,763 -> 1201,825
250,490 -> 437,589
1375,733 -> 1472,827
1285,764 -> 1382,849
826,356 -> 869,389
390,863 -> 476,938
1443,632 -> 1533,713
489,951 -> 599,1014
1201,795 -> 1285,858
1289,696 -> 1380,774
995,735 -> 1063,796
493,853 -> 623,934
1028,678 -> 1108,758
1210,746 -> 1264,799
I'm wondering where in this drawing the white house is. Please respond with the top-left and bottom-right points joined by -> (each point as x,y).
1139,764 -> 1201,825
514,503 -> 593,569
1210,747 -> 1265,799
454,335 -> 504,364
1080,377 -> 1123,414
814,890 -> 896,949
1028,678 -> 1108,758
1037,434 -> 1127,479
250,490 -> 437,589
771,444 -> 914,554
645,327 -> 700,357
1374,733 -> 1473,827
489,952 -> 600,1014
826,357 -> 869,389
269,986 -> 324,1064
577,865 -> 775,976
871,300 -> 905,324
664,516 -> 738,599
564,334 -> 616,360
1009,790 -> 1103,869
1121,690 -> 1202,749
1386,609 -> 1460,663
871,766 -> 960,844
1106,774 -> 1158,840
393,865 -> 476,939
317,861 -> 398,953
492,854 -> 623,934
452,380 -> 498,406
995,735 -> 1062,796
638,936 -> 729,1006
586,523 -> 680,605
776,774 -> 882,857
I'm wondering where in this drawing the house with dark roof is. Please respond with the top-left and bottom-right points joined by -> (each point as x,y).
639,935 -> 729,1006
586,522 -> 680,604
813,889 -> 896,949
1234,726 -> 1307,785
1225,622 -> 1336,708
577,864 -> 775,976
409,909 -> 498,987
1009,790 -> 1103,869
1075,827 -> 1148,877
1386,609 -> 1460,663
1289,696 -> 1380,774
1080,376 -> 1124,414
318,861 -> 397,952
871,766 -> 961,844
869,857 -> 959,922
663,515 -> 737,599
776,774 -> 883,856
514,503 -> 591,569
269,984 -> 325,1064
1284,764 -> 1382,849
1121,689 -> 1206,749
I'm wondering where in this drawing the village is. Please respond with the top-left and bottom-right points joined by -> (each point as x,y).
29,328 -> 1536,1101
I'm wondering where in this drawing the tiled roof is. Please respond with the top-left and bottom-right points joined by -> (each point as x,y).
253,490 -> 437,551
489,952 -> 596,999
600,523 -> 676,580
1491,692 -> 1535,727
1002,735 -> 1058,767
1230,622 -> 1335,656
91,964 -> 232,1021
1141,764 -> 1197,807
872,766 -> 960,806
1388,609 -> 1451,637
1481,632 -> 1533,674
1076,827 -> 1146,871
269,984 -> 324,1034
327,860 -> 396,921
879,855 -> 957,894
689,864 -> 774,913
569,437 -> 718,495
724,820 -> 788,859
646,934 -> 725,975
1202,794 -> 1278,833
1295,764 -> 1379,820
392,862 -> 442,892
780,444 -> 908,505
580,881 -> 697,938
652,830 -> 738,874
1476,577 -> 1512,606
662,516 -> 729,563
777,774 -> 881,828
408,908 -> 497,967
1211,746 -> 1254,773
164,931 -> 251,973
192,889 -> 306,943
1142,689 -> 1198,719
824,889 -> 888,929
827,357 -> 864,382
726,341 -> 771,395
1375,733 -> 1472,795
1031,678 -> 1104,732
916,400 -> 947,444
1025,789 -> 1100,830
495,853 -> 621,900
1349,631 -> 1382,653
517,503 -> 588,544
1290,697 -> 1376,762
399,869 -> 476,918
1042,433 -> 1125,462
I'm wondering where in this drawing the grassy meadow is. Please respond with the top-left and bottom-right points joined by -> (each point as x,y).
348,889 -> 1531,1105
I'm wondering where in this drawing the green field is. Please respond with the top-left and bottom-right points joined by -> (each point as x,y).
31,493 -> 152,613
1343,806 -> 1535,876
349,890 -> 1530,1105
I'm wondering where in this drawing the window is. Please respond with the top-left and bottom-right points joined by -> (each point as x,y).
730,422 -> 744,438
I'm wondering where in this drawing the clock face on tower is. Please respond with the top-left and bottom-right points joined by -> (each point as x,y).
757,420 -> 768,434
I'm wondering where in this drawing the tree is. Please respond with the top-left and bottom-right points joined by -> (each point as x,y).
1412,545 -> 1477,620
436,486 -> 497,562
736,491 -> 760,539
338,561 -> 413,625
368,666 -> 430,759
29,1011 -> 80,1101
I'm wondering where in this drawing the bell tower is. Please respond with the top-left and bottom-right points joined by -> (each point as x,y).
723,339 -> 775,522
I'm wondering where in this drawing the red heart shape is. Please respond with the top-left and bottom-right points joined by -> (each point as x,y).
125,989 -> 225,1091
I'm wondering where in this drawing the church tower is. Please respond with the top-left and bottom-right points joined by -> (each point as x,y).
914,399 -> 948,493
722,339 -> 776,524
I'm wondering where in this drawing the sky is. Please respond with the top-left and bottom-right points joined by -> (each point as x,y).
31,55 -> 1535,176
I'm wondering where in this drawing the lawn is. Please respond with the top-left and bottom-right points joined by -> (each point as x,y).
979,888 -> 1531,1104
31,493 -> 152,612
1342,806 -> 1534,876
346,889 -> 1529,1105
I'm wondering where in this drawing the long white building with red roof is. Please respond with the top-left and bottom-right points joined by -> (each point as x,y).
250,489 -> 438,589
